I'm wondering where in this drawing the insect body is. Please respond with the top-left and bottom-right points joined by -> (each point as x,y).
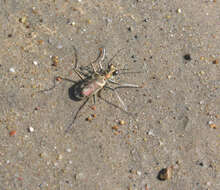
73,64 -> 116,100
41,46 -> 141,132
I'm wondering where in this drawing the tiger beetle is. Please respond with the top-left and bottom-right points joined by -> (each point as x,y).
41,46 -> 142,132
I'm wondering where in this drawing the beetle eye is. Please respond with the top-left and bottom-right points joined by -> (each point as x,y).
113,70 -> 119,76
108,64 -> 112,69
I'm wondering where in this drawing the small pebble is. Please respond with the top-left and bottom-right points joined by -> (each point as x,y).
183,54 -> 192,61
119,120 -> 125,125
90,105 -> 96,110
56,76 -> 62,81
158,167 -> 172,180
57,44 -> 63,49
112,125 -> 119,131
209,123 -> 217,129
39,152 -> 47,158
199,100 -> 204,105
212,59 -> 219,64
57,154 -> 63,160
51,56 -> 59,66
200,70 -> 205,75
19,16 -> 27,24
86,116 -> 92,122
147,130 -> 154,136
91,114 -> 96,118
33,61 -> 38,65
127,26 -> 132,32
9,130 -> 16,136
70,21 -> 76,26
66,148 -> 71,153
75,172 -> 84,180
208,120 -> 214,125
177,8 -> 182,13
137,170 -> 141,176
9,67 -> 15,73
28,127 -> 34,132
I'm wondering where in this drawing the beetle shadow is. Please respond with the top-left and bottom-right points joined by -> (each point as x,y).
68,80 -> 84,102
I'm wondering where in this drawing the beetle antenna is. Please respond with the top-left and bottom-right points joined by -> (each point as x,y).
106,48 -> 125,68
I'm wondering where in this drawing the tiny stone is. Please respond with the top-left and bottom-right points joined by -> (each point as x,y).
33,61 -> 38,65
9,130 -> 16,136
9,67 -> 15,73
208,121 -> 214,125
147,130 -> 154,136
212,59 -> 219,64
28,127 -> 34,132
19,16 -> 26,23
183,54 -> 192,61
112,125 -> 119,131
39,152 -> 47,158
209,123 -> 217,129
75,172 -> 84,180
71,21 -> 76,26
51,55 -> 59,66
86,116 -> 92,121
66,148 -> 71,153
57,44 -> 63,49
128,26 -> 132,32
158,167 -> 172,180
177,8 -> 182,13
119,120 -> 125,125
137,170 -> 141,176
200,70 -> 205,75
199,100 -> 204,105
57,154 -> 63,160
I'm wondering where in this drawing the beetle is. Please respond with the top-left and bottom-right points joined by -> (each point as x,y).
40,46 -> 141,132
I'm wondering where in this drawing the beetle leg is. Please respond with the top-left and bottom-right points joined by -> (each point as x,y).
108,79 -> 141,89
104,86 -> 128,112
72,45 -> 78,69
97,47 -> 106,71
98,89 -> 134,117
93,94 -> 96,104
90,62 -> 97,73
106,48 -> 125,68
73,68 -> 84,80
114,83 -> 141,89
89,47 -> 106,73
38,76 -> 76,93
65,97 -> 90,133
72,45 -> 87,80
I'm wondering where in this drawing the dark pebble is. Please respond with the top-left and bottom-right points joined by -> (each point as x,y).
183,54 -> 192,61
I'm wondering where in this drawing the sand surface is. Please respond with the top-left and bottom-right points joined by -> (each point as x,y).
0,0 -> 220,189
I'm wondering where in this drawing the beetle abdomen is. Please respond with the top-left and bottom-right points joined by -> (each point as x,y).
82,81 -> 100,97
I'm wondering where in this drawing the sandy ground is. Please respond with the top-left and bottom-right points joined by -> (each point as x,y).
0,0 -> 220,189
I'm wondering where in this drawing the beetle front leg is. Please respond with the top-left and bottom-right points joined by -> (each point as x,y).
93,94 -> 96,105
